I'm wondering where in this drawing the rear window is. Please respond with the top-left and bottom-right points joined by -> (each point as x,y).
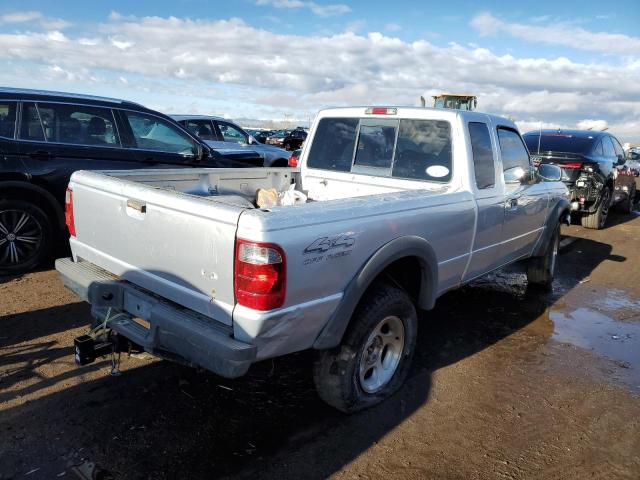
523,133 -> 595,155
307,117 -> 452,182
0,101 -> 17,138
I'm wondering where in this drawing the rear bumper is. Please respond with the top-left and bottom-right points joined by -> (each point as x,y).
55,258 -> 256,378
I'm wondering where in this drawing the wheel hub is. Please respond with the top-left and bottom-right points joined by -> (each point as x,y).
6,233 -> 16,242
358,315 -> 405,394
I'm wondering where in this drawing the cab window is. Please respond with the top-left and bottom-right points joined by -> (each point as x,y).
468,122 -> 495,189
497,127 -> 530,183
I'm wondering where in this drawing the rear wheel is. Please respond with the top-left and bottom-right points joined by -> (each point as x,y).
581,186 -> 611,229
527,223 -> 560,291
0,200 -> 52,275
313,283 -> 417,413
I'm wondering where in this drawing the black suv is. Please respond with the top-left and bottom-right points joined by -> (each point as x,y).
0,87 -> 258,274
523,129 -> 634,229
282,128 -> 307,151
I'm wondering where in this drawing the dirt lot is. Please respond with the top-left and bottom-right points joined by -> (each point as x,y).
1,211 -> 640,479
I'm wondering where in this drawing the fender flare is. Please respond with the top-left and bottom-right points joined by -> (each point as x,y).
313,235 -> 438,350
0,180 -> 66,231
532,198 -> 570,257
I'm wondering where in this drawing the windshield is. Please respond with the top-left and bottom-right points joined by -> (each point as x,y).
524,133 -> 595,155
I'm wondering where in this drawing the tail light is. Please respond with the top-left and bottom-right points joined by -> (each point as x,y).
365,107 -> 397,115
561,162 -> 583,169
234,239 -> 286,311
288,152 -> 299,167
65,187 -> 76,237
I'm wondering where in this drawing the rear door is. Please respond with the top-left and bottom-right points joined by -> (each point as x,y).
17,101 -> 142,203
0,100 -> 21,169
497,127 -> 549,261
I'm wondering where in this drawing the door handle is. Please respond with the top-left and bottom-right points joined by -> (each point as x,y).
27,150 -> 53,159
320,179 -> 328,186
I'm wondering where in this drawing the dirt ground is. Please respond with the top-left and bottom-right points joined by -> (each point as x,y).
1,211 -> 640,479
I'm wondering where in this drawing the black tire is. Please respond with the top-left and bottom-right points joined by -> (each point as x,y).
527,223 -> 560,291
616,185 -> 636,214
313,283 -> 418,413
581,186 -> 611,229
0,199 -> 52,275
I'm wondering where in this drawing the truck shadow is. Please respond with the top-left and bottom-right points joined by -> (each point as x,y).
0,236 -> 620,479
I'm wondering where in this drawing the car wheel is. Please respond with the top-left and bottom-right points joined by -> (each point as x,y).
0,199 -> 52,275
581,186 -> 611,229
527,223 -> 560,291
616,185 -> 636,214
313,283 -> 417,413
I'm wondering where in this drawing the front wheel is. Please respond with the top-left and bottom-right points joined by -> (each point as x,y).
527,223 -> 560,291
581,186 -> 611,229
313,283 -> 417,413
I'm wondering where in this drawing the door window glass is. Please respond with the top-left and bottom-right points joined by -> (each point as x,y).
306,118 -> 358,172
610,136 -> 624,157
354,124 -> 396,169
33,103 -> 119,146
124,111 -> 196,155
19,102 -> 45,141
0,101 -> 17,139
498,128 -> 530,183
468,122 -> 495,189
602,136 -> 616,157
594,140 -> 604,156
392,119 -> 452,182
218,122 -> 248,144
184,120 -> 217,141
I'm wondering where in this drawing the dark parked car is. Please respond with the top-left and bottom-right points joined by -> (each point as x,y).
282,128 -> 307,151
245,128 -> 271,144
523,129 -> 636,229
0,87 -> 258,275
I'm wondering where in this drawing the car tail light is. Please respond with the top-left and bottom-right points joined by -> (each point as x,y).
288,152 -> 299,167
234,239 -> 286,311
65,187 -> 76,237
365,107 -> 397,115
561,162 -> 583,169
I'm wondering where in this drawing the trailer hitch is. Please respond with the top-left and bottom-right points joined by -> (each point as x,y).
73,332 -> 126,375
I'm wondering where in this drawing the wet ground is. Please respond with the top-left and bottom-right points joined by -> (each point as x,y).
1,210 -> 640,479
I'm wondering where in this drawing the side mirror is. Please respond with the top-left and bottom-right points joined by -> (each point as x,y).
617,155 -> 626,166
537,163 -> 562,182
247,136 -> 256,145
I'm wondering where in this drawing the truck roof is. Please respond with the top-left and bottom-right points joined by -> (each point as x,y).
316,106 -> 517,131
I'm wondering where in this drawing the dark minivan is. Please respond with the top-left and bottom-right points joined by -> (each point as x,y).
0,87 -> 258,274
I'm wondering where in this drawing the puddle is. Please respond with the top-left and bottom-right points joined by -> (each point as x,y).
550,307 -> 640,388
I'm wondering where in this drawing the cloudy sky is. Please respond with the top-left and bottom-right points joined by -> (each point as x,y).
1,0 -> 639,141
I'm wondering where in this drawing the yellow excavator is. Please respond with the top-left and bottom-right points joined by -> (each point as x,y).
421,93 -> 477,111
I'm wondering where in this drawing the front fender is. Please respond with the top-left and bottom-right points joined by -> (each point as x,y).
532,197 -> 570,257
313,235 -> 438,350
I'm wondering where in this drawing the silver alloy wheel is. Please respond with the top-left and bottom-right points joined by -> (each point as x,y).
358,315 -> 405,394
0,209 -> 43,266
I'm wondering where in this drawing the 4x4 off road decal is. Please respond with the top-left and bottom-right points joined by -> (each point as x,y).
303,233 -> 355,265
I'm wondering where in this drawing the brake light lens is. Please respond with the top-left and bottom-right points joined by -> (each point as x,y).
365,107 -> 397,115
65,187 -> 76,237
562,162 -> 583,169
234,239 -> 286,311
288,152 -> 299,167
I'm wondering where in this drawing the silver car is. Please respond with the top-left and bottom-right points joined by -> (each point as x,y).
171,115 -> 290,167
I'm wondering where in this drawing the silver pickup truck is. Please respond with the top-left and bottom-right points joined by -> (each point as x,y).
56,106 -> 569,412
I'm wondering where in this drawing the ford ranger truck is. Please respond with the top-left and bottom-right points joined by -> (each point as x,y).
56,107 -> 569,412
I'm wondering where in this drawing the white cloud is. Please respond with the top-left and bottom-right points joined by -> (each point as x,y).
0,12 -> 638,141
0,10 -> 71,30
577,119 -> 609,131
385,23 -> 402,32
471,12 -> 640,56
255,0 -> 350,16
